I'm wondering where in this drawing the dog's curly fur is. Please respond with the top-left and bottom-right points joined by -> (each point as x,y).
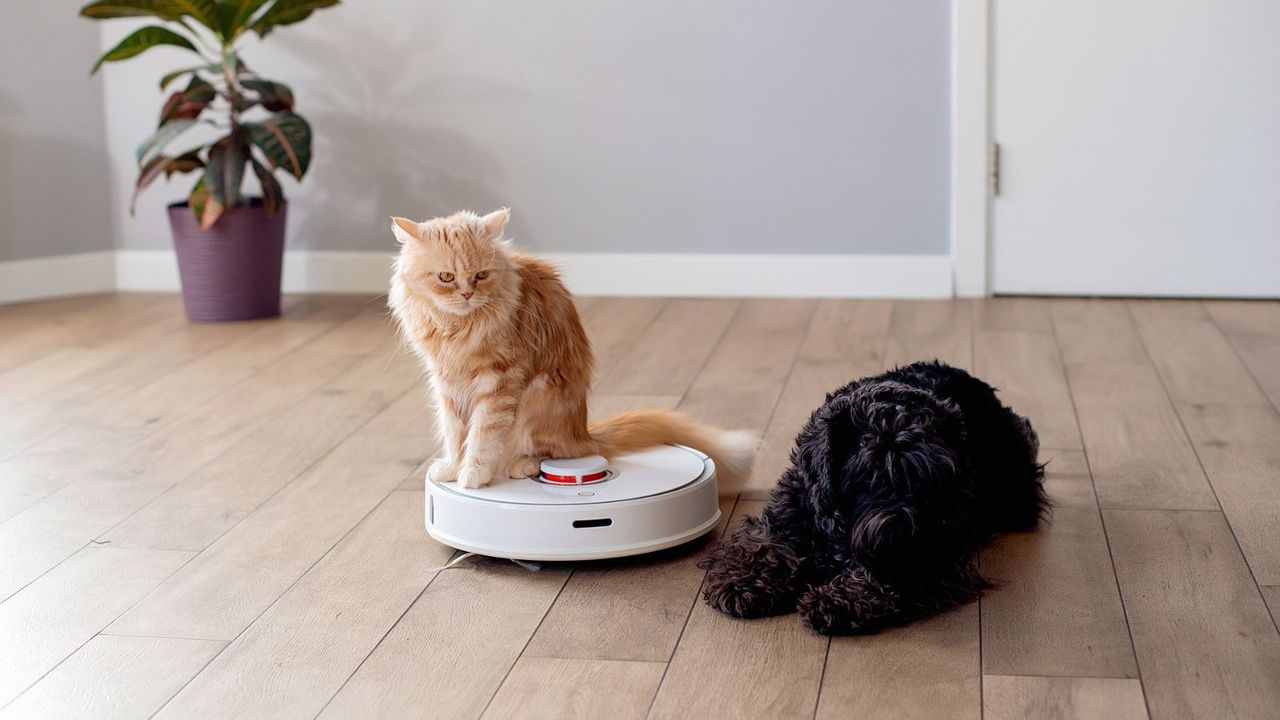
700,361 -> 1047,635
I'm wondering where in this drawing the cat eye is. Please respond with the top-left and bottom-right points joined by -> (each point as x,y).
474,271 -> 490,281
437,272 -> 455,283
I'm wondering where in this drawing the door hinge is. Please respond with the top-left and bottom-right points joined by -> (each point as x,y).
990,142 -> 1002,196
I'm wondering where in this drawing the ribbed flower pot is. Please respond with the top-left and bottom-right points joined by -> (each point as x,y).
168,198 -> 286,322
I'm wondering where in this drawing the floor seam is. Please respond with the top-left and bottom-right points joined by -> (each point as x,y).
475,569 -> 573,719
645,493 -> 744,720
1050,304 -> 1151,719
1132,301 -> 1280,639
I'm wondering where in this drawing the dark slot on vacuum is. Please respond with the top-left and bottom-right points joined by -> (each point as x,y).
572,518 -> 613,529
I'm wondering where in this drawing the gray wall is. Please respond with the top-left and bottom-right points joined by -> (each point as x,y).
104,0 -> 951,255
1,0 -> 113,262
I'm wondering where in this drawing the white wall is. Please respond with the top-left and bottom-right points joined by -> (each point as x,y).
101,1 -> 952,257
0,0 -> 112,262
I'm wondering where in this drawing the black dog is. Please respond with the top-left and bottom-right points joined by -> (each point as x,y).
700,361 -> 1047,635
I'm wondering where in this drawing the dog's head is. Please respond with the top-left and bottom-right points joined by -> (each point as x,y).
795,380 -> 971,571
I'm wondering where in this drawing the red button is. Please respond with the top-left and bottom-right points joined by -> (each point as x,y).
540,471 -> 609,484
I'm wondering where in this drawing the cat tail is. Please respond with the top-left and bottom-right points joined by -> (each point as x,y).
589,410 -> 758,493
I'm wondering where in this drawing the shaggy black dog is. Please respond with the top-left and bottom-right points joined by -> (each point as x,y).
700,361 -> 1047,635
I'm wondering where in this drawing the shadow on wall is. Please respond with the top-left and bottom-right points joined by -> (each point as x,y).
269,15 -> 517,253
0,88 -> 114,261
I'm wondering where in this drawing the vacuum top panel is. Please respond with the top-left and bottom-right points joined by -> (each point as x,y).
430,445 -> 708,506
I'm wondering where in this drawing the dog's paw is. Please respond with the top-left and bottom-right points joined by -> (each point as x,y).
507,456 -> 542,479
797,589 -> 842,635
702,577 -> 793,619
456,465 -> 490,489
429,458 -> 460,483
797,571 -> 895,636
797,586 -> 860,635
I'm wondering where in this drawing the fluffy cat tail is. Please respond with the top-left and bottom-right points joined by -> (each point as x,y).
589,410 -> 758,493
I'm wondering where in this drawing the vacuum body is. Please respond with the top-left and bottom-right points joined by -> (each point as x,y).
424,445 -> 720,561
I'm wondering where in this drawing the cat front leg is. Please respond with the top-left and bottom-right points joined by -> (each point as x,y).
458,377 -> 521,489
429,390 -> 466,483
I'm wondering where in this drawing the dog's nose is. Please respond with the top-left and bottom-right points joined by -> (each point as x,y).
461,292 -> 473,301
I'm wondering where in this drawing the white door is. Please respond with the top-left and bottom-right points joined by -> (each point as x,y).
991,0 -> 1280,297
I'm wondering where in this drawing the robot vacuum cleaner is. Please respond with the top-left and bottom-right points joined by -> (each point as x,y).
425,444 -> 720,561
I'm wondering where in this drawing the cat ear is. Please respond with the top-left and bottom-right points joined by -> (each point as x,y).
390,216 -> 423,245
478,207 -> 510,241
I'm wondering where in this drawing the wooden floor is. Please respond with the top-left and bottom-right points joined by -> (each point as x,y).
1,294 -> 1279,720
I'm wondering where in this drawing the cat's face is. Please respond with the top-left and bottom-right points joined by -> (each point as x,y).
391,209 -> 512,317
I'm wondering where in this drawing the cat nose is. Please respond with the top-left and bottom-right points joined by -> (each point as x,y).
461,291 -> 473,301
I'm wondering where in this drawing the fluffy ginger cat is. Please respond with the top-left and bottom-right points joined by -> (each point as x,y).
388,208 -> 756,490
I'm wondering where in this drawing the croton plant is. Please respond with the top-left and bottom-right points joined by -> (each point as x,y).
82,1 -> 341,229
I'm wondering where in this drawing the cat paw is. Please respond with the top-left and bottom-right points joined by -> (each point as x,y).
429,458 -> 460,483
457,465 -> 491,489
507,457 -> 542,479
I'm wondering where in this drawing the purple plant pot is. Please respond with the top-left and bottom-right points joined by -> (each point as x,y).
168,198 -> 286,322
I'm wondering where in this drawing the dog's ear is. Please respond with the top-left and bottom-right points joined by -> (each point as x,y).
798,394 -> 860,499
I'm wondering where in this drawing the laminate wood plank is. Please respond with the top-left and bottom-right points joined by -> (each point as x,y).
4,295 -> 338,440
482,657 -> 665,720
0,304 -> 396,517
0,300 -> 218,459
747,300 -> 891,497
974,329 -> 1082,451
107,389 -> 431,640
980,452 -> 1137,678
101,379 -> 412,551
588,394 -> 681,420
1206,301 -> 1280,410
1063,362 -> 1216,510
522,495 -> 736,661
85,296 -> 370,433
1129,300 -> 1270,407
578,298 -> 667,376
817,602 -> 979,720
885,299 -> 974,370
0,635 -> 224,720
678,299 -> 817,433
982,675 -> 1148,720
1179,404 -> 1280,585
102,327 -> 421,551
649,501 -> 827,719
0,294 -> 178,374
0,296 -> 354,466
0,293 -> 106,340
0,297 -> 373,515
597,299 -> 740,396
156,491 -> 450,718
0,297 -> 185,409
1262,586 -> 1280,630
1103,508 -> 1280,719
0,547 -> 194,707
972,297 -> 1055,333
1050,300 -> 1149,366
318,561 -> 570,720
0,316 -> 404,598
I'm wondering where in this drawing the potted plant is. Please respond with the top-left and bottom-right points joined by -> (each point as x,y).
81,0 -> 341,321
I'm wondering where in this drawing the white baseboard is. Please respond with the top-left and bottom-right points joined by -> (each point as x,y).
0,252 -> 117,304
113,250 -> 394,294
6,250 -> 953,302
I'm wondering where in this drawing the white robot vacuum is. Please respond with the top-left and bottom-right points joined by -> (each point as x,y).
425,445 -> 720,561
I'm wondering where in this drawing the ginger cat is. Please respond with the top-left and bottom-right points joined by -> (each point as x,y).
388,208 -> 755,490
